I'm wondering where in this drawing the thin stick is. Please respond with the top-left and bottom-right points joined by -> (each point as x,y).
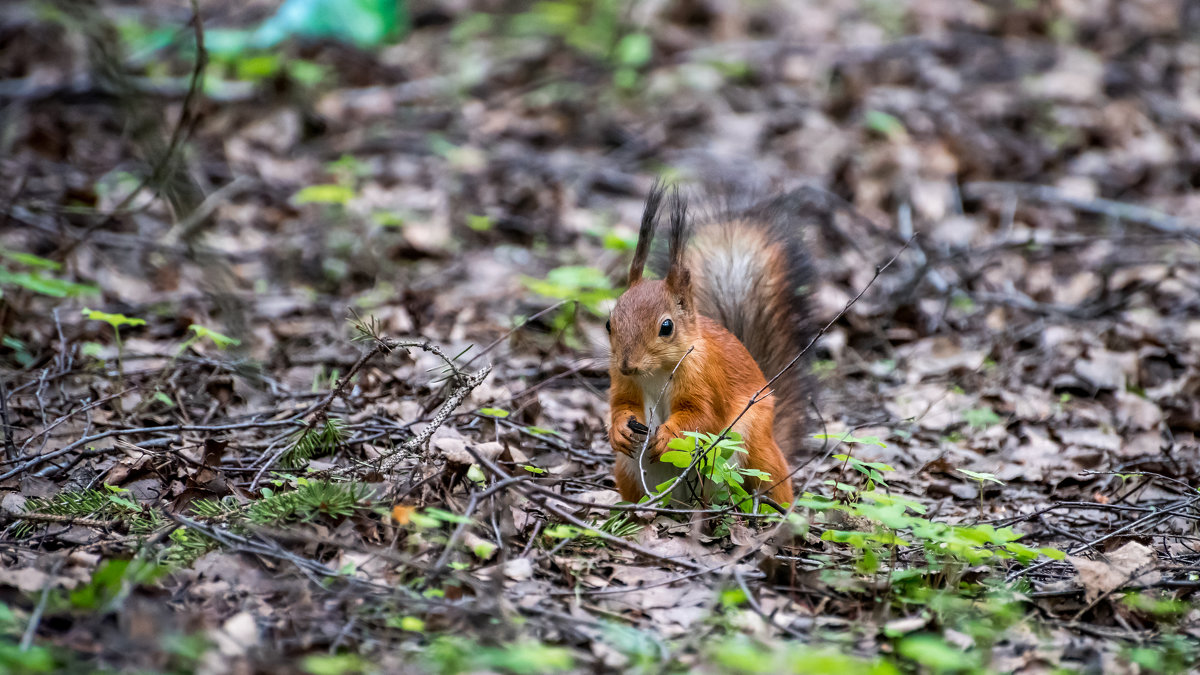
59,0 -> 208,255
962,182 -> 1199,245
20,558 -> 62,651
0,377 -> 16,461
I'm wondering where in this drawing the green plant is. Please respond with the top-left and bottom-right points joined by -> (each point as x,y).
957,469 -> 1004,515
281,418 -> 346,468
864,109 -> 907,141
81,308 -> 146,380
656,431 -> 777,513
302,652 -> 372,675
424,635 -> 573,675
179,324 -> 241,353
0,638 -> 58,673
963,406 -> 1002,430
795,489 -> 1064,576
521,265 -> 620,343
508,0 -> 652,90
14,485 -> 151,538
815,432 -> 892,496
0,603 -> 59,672
709,634 -> 899,675
1121,633 -> 1200,674
0,248 -> 98,300
67,558 -> 165,612
248,477 -> 374,524
522,265 -> 617,317
895,634 -> 981,674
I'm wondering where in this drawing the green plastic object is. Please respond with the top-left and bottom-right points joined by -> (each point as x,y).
209,0 -> 408,56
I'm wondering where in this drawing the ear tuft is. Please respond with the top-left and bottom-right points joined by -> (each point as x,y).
629,180 -> 667,286
664,186 -> 692,306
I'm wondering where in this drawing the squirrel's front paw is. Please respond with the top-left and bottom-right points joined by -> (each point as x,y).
647,424 -> 680,459
609,414 -> 649,456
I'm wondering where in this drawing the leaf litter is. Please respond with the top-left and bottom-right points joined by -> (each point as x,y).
1,0 -> 1199,673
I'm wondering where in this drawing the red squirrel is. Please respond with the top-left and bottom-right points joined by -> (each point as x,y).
606,184 -> 814,506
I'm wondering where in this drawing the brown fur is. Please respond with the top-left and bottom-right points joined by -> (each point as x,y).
607,188 -> 795,506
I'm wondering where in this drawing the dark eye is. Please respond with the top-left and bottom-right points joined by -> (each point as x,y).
605,319 -> 611,334
659,319 -> 673,337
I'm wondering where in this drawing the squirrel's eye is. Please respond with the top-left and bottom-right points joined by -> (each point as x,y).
659,319 -> 673,337
605,319 -> 611,334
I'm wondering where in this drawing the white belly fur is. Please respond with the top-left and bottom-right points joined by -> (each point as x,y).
638,372 -> 672,428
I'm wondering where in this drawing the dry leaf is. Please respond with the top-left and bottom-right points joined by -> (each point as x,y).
1069,541 -> 1161,603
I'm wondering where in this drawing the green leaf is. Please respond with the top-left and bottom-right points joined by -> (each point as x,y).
478,407 -> 510,418
1039,546 -> 1067,560
0,269 -> 98,298
601,228 -> 636,251
466,214 -> 492,231
302,653 -> 369,675
288,60 -> 330,87
864,110 -> 907,141
408,512 -> 440,528
472,540 -> 497,559
666,437 -> 698,452
372,210 -> 406,227
897,634 -> 975,673
388,615 -> 425,632
424,507 -> 473,525
614,32 -> 652,68
956,468 -> 1005,485
659,450 -> 691,468
544,524 -> 582,539
188,324 -> 242,349
81,308 -> 146,329
964,407 -> 1002,429
815,433 -> 887,447
523,465 -> 546,474
291,183 -> 355,206
466,464 -> 486,484
0,248 -> 61,270
153,391 -> 175,407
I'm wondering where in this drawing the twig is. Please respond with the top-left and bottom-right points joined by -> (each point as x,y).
375,364 -> 493,475
1007,496 -> 1200,582
5,512 -> 122,529
20,558 -> 63,651
463,442 -> 705,571
962,182 -> 1200,245
0,378 -> 16,461
463,300 -> 573,367
58,0 -> 208,256
430,492 -> 481,574
0,419 -> 296,481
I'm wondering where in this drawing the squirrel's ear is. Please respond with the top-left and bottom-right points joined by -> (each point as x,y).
664,187 -> 692,308
629,180 -> 666,286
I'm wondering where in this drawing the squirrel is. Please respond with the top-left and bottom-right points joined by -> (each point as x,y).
606,183 -> 815,507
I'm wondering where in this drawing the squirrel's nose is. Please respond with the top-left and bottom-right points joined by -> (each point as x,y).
619,360 -> 637,376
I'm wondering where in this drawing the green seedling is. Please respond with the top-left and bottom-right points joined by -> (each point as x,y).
956,469 -> 1005,516
81,308 -> 146,381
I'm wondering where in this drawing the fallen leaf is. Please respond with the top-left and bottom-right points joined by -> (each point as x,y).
1069,541 -> 1161,603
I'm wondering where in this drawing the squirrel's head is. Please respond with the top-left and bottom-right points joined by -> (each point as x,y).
607,183 -> 695,378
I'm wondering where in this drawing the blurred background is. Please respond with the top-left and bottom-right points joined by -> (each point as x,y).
3,0 -> 1197,358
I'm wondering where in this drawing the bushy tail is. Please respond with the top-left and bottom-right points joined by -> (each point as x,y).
659,189 -> 822,454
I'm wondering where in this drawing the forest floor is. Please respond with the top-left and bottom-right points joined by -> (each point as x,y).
2,1 -> 1200,673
